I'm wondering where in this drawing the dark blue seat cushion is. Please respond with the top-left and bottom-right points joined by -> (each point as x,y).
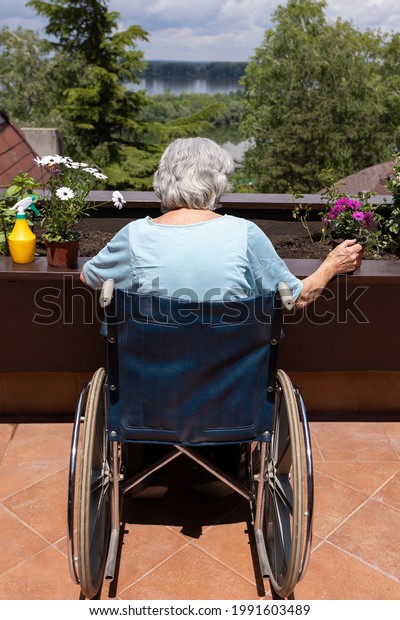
107,292 -> 278,445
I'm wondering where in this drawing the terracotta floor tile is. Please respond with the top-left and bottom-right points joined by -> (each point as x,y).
309,425 -> 324,462
311,422 -> 398,462
295,542 -> 400,600
119,545 -> 260,600
54,535 -> 68,558
3,468 -> 69,544
372,470 -> 400,512
1,419 -> 399,601
312,471 -> 367,538
314,461 -> 400,496
0,423 -> 73,499
0,424 -> 15,463
107,523 -> 189,594
380,422 -> 400,458
0,547 -> 77,600
124,484 -> 244,540
194,505 -> 258,584
0,505 -> 47,574
329,499 -> 400,580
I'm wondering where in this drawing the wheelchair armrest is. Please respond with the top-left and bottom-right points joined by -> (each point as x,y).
278,282 -> 295,311
99,279 -> 115,308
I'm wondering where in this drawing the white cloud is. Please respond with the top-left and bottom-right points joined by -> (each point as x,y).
112,0 -> 400,60
143,25 -> 266,61
1,0 -> 400,61
326,0 -> 400,32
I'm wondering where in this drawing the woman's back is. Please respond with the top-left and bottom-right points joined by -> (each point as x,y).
82,214 -> 302,301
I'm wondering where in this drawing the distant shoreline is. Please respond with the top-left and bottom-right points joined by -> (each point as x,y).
143,60 -> 247,81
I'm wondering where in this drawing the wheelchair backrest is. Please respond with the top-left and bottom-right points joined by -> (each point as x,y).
106,291 -> 282,445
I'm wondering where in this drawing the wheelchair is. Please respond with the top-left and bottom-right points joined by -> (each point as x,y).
67,280 -> 313,599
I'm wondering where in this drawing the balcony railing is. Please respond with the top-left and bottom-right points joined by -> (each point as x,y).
83,191 -> 393,220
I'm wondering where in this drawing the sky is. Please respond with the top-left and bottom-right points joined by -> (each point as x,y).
1,0 -> 400,62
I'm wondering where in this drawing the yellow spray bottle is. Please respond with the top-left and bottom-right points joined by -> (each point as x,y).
8,196 -> 41,264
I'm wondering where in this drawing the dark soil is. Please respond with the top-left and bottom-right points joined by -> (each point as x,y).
62,229 -> 399,261
35,230 -> 116,258
77,230 -> 116,257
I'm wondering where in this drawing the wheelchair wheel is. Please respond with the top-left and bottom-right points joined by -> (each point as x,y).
77,368 -> 111,599
263,369 -> 311,598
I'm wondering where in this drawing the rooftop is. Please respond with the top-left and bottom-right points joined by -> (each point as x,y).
0,111 -> 43,186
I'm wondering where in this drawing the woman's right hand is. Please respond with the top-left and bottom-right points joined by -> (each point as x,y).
295,239 -> 363,309
325,239 -> 363,276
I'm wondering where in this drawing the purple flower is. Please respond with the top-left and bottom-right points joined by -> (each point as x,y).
363,211 -> 374,227
352,210 -> 366,222
334,197 -> 362,211
328,205 -> 344,219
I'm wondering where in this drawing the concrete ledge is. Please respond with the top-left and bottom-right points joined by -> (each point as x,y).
0,371 -> 93,416
291,370 -> 400,414
1,370 -> 399,417
1,257 -> 399,416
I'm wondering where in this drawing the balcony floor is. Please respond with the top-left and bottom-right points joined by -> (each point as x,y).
0,419 -> 399,600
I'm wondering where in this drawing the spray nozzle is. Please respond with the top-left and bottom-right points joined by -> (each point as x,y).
11,195 -> 41,217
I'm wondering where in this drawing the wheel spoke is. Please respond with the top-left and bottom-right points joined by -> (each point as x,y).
274,435 -> 291,474
274,474 -> 294,515
89,475 -> 110,555
266,484 -> 291,581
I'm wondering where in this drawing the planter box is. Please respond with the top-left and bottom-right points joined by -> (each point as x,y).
1,191 -> 399,418
1,257 -> 399,418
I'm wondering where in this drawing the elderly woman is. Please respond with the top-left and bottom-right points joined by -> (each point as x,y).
81,137 -> 361,306
80,137 -> 361,496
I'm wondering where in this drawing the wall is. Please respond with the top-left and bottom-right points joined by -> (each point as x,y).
0,257 -> 399,418
20,128 -> 63,157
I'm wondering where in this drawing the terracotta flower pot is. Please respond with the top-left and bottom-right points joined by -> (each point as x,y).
45,238 -> 80,269
329,234 -> 367,269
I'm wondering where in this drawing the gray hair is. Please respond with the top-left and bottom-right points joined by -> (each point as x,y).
153,137 -> 235,211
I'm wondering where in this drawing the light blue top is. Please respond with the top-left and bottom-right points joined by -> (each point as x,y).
83,215 -> 303,301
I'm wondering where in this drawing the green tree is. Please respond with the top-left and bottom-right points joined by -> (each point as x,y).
0,27 -> 57,125
240,0 -> 392,193
26,0 -> 149,170
380,32 -> 400,152
24,0 -> 223,188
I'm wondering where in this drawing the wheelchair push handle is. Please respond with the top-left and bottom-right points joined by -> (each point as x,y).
99,279 -> 115,308
277,282 -> 295,311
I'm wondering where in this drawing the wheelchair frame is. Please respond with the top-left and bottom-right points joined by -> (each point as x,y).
67,281 -> 313,599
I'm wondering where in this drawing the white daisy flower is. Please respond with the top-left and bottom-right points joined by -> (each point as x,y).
56,187 -> 74,200
92,171 -> 108,180
112,191 -> 126,209
63,160 -> 80,169
84,167 -> 100,175
34,154 -> 64,166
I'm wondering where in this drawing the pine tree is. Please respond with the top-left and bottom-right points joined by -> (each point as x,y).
26,0 -> 221,188
26,0 -> 149,168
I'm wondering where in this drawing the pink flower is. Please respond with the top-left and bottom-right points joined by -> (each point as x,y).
328,204 -> 344,219
334,197 -> 362,210
352,210 -> 365,221
363,211 -> 374,227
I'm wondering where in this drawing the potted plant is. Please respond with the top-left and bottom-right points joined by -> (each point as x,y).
319,169 -> 380,266
34,154 -> 109,268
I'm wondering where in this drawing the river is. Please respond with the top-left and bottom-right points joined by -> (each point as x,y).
130,77 -> 248,161
130,77 -> 243,96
